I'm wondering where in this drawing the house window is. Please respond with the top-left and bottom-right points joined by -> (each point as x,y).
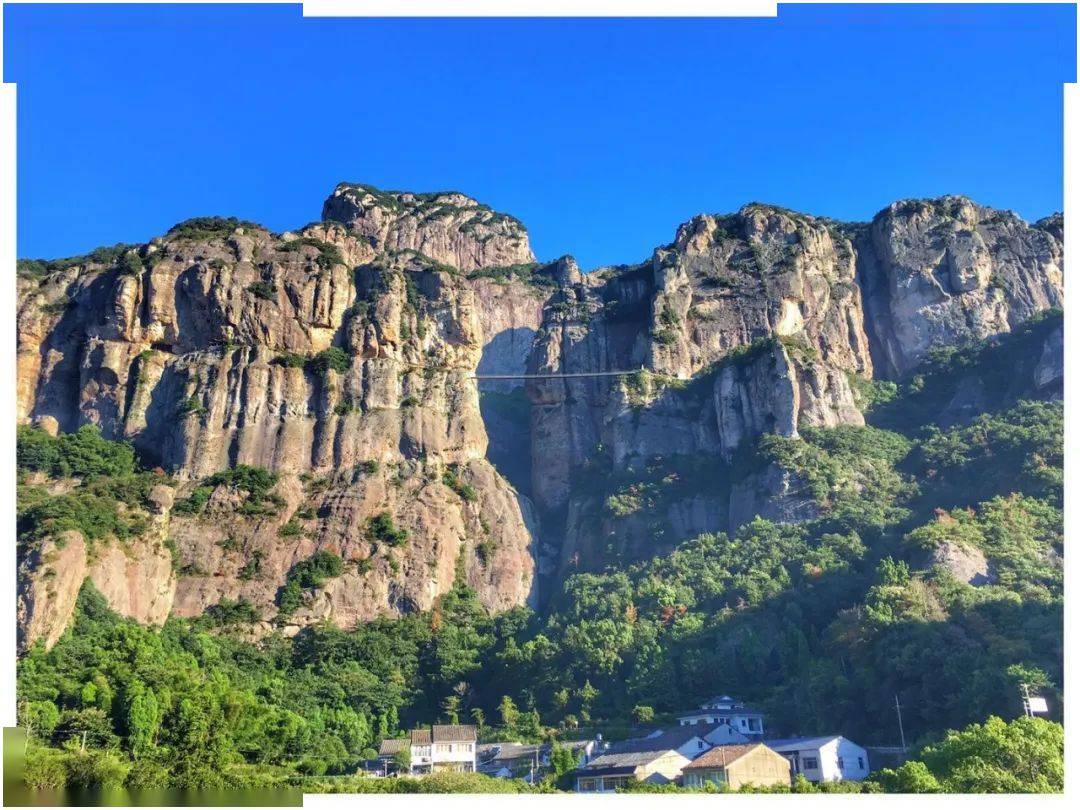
858,757 -> 865,770
803,757 -> 819,770
838,757 -> 844,770
435,744 -> 451,753
579,778 -> 597,792
747,718 -> 761,731
740,719 -> 747,727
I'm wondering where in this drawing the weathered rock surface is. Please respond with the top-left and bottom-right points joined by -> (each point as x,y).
857,196 -> 1063,378
926,540 -> 995,587
166,458 -> 537,629
15,188 -> 1063,646
322,183 -> 534,272
17,531 -> 88,652
17,522 -> 178,653
523,206 -> 874,572
16,185 -> 542,646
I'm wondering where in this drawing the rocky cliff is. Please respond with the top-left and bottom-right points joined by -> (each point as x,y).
857,196 -> 1064,377
15,186 -> 1063,649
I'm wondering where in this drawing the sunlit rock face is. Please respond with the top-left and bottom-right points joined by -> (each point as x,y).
856,196 -> 1063,378
16,187 -> 1062,646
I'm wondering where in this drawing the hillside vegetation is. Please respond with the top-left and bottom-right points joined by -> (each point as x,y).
15,314 -> 1063,790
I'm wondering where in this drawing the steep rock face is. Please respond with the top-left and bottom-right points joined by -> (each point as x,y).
16,188 -> 1065,644
166,458 -> 537,632
1034,323 -> 1064,393
524,207 -> 872,570
16,495 -> 178,653
19,222 -> 511,478
647,205 -> 871,378
858,196 -> 1063,377
323,183 -> 534,272
925,540 -> 995,587
470,276 -> 548,390
713,341 -> 863,459
16,187 -> 541,645
17,531 -> 89,652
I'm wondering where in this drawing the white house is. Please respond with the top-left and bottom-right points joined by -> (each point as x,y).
676,695 -> 765,737
377,724 -> 477,774
430,724 -> 477,772
765,735 -> 870,783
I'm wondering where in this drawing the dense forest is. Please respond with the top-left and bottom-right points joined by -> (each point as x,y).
15,311 -> 1063,792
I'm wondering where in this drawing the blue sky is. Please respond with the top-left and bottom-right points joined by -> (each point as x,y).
4,4 -> 1075,269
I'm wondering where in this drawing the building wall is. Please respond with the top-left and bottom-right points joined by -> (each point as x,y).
640,752 -> 692,783
726,747 -> 792,790
684,768 -> 727,790
576,774 -> 631,792
673,737 -> 711,759
678,713 -> 764,734
703,725 -> 751,746
431,741 -> 476,772
782,739 -> 869,783
834,739 -> 870,781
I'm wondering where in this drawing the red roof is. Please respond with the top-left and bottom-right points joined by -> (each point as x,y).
682,744 -> 763,770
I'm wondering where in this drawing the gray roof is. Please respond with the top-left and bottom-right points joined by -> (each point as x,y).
765,735 -> 844,751
683,744 -> 765,770
609,727 -> 709,754
432,724 -> 477,742
378,738 -> 408,755
493,743 -> 544,762
581,748 -> 683,770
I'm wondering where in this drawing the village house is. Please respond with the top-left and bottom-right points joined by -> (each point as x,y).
676,695 -> 766,737
478,739 -> 599,781
572,740 -> 692,792
477,742 -> 547,779
377,724 -> 477,774
765,735 -> 870,783
681,743 -> 793,791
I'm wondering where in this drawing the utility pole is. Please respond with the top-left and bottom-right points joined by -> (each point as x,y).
894,694 -> 907,753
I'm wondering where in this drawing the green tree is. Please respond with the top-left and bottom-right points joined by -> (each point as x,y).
122,681 -> 161,757
549,743 -> 578,779
470,707 -> 486,734
498,695 -> 519,730
911,716 -> 1063,793
442,695 -> 461,724
392,747 -> 412,774
873,761 -> 942,793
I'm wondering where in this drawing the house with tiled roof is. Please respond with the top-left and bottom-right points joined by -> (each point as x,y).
572,743 -> 691,792
377,724 -> 477,774
682,743 -> 792,790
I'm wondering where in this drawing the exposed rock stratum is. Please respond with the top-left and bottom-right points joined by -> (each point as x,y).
15,185 -> 1063,650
